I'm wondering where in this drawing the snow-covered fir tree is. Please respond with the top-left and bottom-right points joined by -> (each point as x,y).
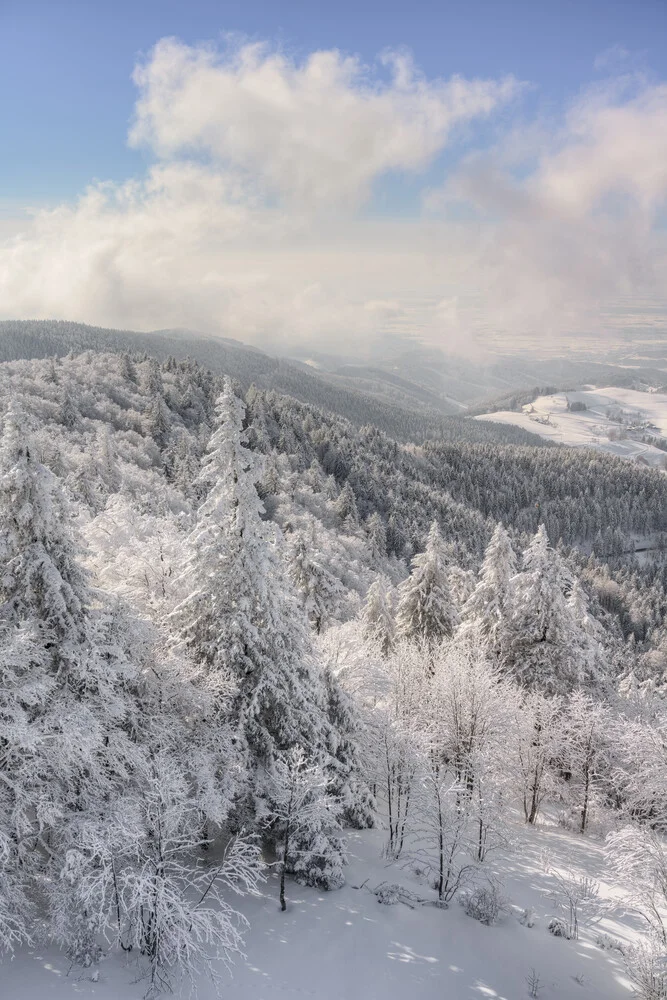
503,524 -> 581,694
461,522 -> 517,654
361,574 -> 395,656
322,666 -> 375,829
266,746 -> 346,909
0,403 -> 146,949
288,524 -> 346,634
395,521 -> 459,647
173,380 -> 340,832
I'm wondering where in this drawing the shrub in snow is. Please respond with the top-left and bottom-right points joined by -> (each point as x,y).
596,932 -> 624,953
548,916 -> 571,939
375,883 -> 403,906
518,906 -> 537,928
372,882 -> 424,907
546,869 -> 601,941
526,968 -> 544,998
459,883 -> 508,925
607,826 -> 667,946
623,941 -> 667,1000
289,824 -> 346,892
556,809 -> 579,833
65,910 -> 104,970
0,846 -> 31,952
264,747 -> 346,911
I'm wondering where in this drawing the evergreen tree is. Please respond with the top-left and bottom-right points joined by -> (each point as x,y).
335,482 -> 359,526
567,580 -> 607,689
462,522 -> 517,654
141,357 -> 163,396
146,393 -> 171,450
395,521 -> 458,646
0,403 -> 146,946
0,400 -> 89,644
174,380 -> 327,819
365,512 -> 387,563
504,525 -> 580,694
362,575 -> 395,656
322,667 -> 375,829
288,527 -> 346,634
265,747 -> 345,907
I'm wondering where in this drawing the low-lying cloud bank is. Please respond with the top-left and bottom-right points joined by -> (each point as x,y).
1,37 -> 666,355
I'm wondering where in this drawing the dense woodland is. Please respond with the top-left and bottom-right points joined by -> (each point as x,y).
1,346 -> 667,996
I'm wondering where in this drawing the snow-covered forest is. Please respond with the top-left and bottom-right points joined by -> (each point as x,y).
2,345 -> 667,998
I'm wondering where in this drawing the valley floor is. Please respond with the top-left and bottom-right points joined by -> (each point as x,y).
2,814 -> 643,1000
475,386 -> 667,469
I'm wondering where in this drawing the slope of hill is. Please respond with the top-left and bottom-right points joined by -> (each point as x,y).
3,820 -> 640,1000
0,319 -> 552,445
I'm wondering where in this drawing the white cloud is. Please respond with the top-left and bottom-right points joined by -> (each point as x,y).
1,36 -> 666,356
128,37 -> 519,211
425,76 -> 667,341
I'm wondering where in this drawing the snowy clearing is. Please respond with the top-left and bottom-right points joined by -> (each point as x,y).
475,386 -> 667,469
2,819 -> 641,1000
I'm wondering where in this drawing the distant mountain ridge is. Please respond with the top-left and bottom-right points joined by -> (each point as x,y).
0,319 -> 545,446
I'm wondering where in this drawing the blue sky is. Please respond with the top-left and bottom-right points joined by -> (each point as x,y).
3,0 -> 667,203
1,0 -> 667,352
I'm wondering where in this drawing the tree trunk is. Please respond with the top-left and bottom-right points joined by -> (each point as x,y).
528,767 -> 540,825
280,828 -> 289,912
580,764 -> 590,834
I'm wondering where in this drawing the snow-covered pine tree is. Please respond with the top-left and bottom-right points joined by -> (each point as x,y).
266,747 -> 345,909
145,393 -> 171,450
395,521 -> 458,648
173,380 -> 328,821
0,400 -> 89,642
322,666 -> 375,829
566,580 -> 607,690
461,522 -> 516,655
503,524 -> 580,695
288,525 -> 346,634
362,575 -> 395,656
335,481 -> 359,527
365,511 -> 387,563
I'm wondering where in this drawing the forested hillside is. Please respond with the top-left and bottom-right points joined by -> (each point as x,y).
0,319 -> 556,443
1,347 -> 667,998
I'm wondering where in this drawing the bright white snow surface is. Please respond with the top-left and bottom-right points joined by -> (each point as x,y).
3,815 -> 641,999
476,386 -> 667,469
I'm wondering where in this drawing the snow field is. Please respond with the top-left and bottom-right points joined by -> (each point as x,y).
475,387 -> 667,469
2,817 -> 643,1000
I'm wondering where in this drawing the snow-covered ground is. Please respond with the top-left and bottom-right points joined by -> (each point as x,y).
2,816 -> 643,999
475,386 -> 667,469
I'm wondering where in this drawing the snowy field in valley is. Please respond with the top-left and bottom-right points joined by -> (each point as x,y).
475,387 -> 667,469
2,818 -> 642,1000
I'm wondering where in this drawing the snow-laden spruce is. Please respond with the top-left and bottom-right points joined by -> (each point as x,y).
461,522 -> 516,653
395,521 -> 458,647
503,524 -> 601,694
173,379 -> 372,881
174,380 -> 327,771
